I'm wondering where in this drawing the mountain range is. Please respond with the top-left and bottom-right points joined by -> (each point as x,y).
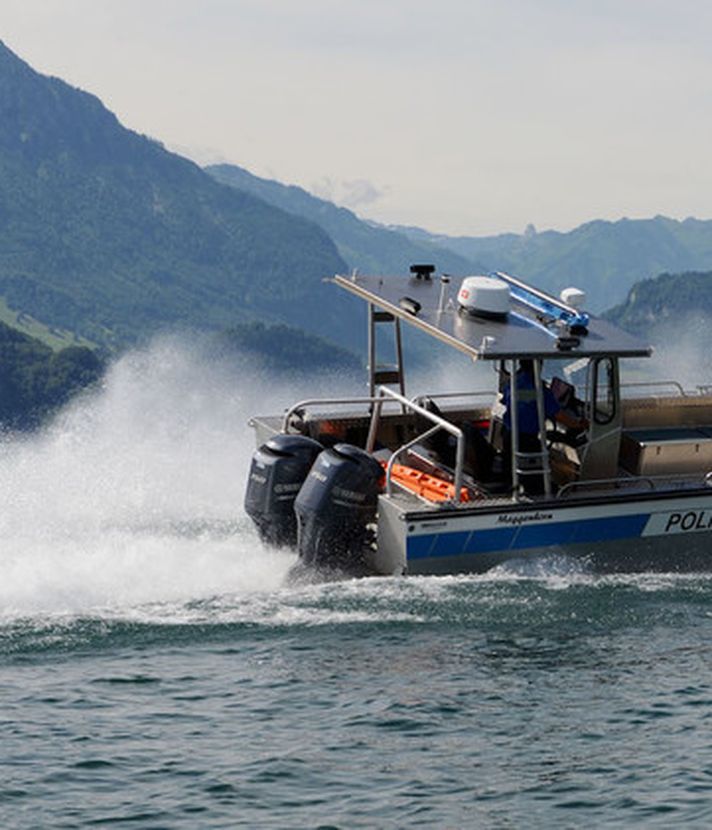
2,37 -> 712,391
207,164 -> 712,316
204,163 -> 712,317
392,217 -> 712,312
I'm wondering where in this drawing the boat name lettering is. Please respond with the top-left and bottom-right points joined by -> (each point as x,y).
664,510 -> 712,533
310,469 -> 328,483
497,512 -> 553,526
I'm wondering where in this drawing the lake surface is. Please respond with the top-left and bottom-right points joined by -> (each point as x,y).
4,563 -> 712,828
2,344 -> 712,828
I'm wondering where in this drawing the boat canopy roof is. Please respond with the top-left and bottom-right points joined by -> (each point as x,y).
334,271 -> 652,362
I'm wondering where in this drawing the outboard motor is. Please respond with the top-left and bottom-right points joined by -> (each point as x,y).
244,434 -> 323,546
295,443 -> 384,572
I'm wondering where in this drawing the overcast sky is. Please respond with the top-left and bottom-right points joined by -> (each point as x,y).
2,0 -> 711,235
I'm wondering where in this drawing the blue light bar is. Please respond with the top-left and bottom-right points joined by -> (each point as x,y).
493,271 -> 589,331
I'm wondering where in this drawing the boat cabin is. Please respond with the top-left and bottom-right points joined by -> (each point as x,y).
251,269 -> 712,504
246,267 -> 712,575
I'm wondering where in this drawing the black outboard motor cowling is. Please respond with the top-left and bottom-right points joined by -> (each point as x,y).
295,443 -> 384,571
244,434 -> 323,546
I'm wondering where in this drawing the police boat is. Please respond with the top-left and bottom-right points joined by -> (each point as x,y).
245,265 -> 712,575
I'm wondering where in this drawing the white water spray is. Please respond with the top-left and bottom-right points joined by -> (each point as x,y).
0,333 -> 491,622
0,337 -> 355,618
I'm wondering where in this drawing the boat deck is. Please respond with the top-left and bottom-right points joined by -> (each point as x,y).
250,391 -> 712,511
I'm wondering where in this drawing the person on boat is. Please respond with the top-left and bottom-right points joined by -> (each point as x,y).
501,360 -> 587,491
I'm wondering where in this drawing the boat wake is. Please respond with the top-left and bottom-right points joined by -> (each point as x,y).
0,338 -> 308,621
2,337 -> 712,646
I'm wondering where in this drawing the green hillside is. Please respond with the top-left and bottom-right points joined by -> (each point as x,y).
394,217 -> 712,312
0,296 -> 93,350
206,163 -> 479,277
0,313 -> 362,429
0,40 -> 356,351
0,320 -> 103,428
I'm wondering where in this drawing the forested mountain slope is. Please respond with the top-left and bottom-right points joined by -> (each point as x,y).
0,320 -> 103,428
206,163 -> 478,277
605,270 -> 712,336
0,40 -> 355,350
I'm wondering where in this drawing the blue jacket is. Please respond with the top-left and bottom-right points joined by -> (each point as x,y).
502,371 -> 560,436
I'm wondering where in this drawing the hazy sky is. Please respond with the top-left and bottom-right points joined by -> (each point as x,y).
2,0 -> 711,235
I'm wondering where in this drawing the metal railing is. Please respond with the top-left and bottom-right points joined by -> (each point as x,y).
279,388 -> 479,504
557,476 -> 655,498
281,390 -> 497,434
620,380 -> 687,397
558,470 -> 712,499
579,380 -> 688,401
367,386 -> 467,503
410,390 -> 495,404
280,396 -> 392,433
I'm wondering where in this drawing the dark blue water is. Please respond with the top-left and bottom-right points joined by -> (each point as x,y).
3,345 -> 712,828
4,568 -> 712,828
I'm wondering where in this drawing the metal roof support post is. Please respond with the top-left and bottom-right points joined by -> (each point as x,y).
394,316 -> 405,398
367,302 -> 406,409
367,302 -> 376,398
533,358 -> 553,497
366,389 -> 384,453
509,360 -> 520,494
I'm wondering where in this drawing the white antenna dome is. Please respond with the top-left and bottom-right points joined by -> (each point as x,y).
457,276 -> 510,319
560,287 -> 586,309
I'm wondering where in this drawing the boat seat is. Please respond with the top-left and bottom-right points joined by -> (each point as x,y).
549,445 -> 580,485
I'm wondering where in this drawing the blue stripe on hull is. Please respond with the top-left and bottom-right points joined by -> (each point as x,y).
407,514 -> 650,561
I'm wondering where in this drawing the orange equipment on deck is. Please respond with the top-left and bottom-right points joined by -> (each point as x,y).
384,462 -> 472,503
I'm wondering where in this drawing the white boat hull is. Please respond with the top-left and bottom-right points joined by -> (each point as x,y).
373,490 -> 712,575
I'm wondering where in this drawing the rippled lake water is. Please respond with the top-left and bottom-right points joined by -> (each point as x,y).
2,343 -> 712,828
4,566 -> 712,828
